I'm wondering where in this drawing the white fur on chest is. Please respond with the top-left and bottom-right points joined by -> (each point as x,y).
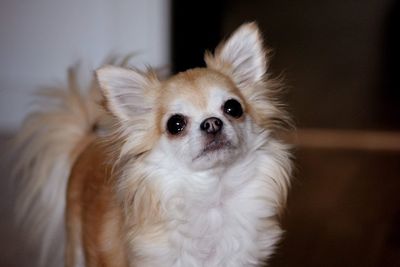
166,177 -> 281,267
132,145 -> 285,267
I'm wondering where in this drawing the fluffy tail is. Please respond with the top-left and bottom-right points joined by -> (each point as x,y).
12,66 -> 105,267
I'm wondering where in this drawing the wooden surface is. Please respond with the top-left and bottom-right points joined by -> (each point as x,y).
291,129 -> 400,151
269,147 -> 400,267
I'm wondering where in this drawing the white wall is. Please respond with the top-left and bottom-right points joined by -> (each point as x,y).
0,0 -> 170,131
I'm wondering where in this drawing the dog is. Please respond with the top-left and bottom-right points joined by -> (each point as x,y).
13,22 -> 292,267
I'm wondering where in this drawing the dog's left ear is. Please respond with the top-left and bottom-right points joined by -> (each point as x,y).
205,22 -> 267,88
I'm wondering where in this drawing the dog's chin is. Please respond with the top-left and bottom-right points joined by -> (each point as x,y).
191,138 -> 239,170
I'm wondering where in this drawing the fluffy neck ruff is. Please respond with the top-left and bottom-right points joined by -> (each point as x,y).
115,132 -> 291,267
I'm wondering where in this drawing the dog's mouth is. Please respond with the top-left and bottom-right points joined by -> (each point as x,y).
194,136 -> 234,160
203,139 -> 231,153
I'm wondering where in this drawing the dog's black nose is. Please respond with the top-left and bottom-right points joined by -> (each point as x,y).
200,117 -> 223,134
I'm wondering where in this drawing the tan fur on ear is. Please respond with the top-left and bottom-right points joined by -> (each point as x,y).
205,22 -> 268,89
96,66 -> 161,157
96,66 -> 160,122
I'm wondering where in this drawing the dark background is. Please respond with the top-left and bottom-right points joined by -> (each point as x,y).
171,0 -> 400,266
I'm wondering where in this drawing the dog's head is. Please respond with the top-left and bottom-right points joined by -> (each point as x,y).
97,23 -> 285,171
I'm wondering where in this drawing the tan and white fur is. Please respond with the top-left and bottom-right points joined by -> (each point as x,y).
13,23 -> 292,267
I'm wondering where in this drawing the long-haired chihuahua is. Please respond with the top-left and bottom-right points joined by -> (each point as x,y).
13,23 -> 292,267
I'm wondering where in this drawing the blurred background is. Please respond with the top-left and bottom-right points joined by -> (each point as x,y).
1,0 -> 399,266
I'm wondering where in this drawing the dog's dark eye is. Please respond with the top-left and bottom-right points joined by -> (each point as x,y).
166,114 -> 187,135
223,99 -> 243,118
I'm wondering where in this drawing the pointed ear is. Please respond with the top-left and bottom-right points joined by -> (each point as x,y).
96,66 -> 158,122
205,22 -> 267,88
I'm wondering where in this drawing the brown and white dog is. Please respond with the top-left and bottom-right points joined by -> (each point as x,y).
13,23 -> 292,267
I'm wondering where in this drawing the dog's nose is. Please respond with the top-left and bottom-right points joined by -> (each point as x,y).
200,117 -> 223,134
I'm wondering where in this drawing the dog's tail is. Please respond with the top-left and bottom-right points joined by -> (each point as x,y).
12,66 -> 107,267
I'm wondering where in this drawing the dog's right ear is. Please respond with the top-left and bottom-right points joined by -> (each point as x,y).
96,66 -> 159,122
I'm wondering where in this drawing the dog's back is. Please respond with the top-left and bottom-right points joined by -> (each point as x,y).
66,141 -> 128,267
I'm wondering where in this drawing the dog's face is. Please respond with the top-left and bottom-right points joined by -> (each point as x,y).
158,69 -> 250,170
97,23 -> 279,171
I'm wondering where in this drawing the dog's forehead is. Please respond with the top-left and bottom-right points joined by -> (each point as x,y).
161,68 -> 239,109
